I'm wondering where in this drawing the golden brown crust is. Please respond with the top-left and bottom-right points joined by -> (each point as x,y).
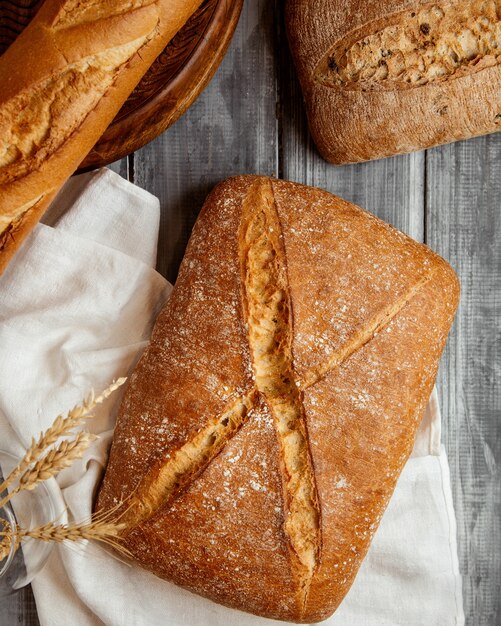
0,0 -> 203,273
239,180 -> 321,612
126,399 -> 299,619
0,193 -> 56,275
285,0 -> 501,163
302,266 -> 458,619
97,175 -> 459,622
97,177 -> 255,514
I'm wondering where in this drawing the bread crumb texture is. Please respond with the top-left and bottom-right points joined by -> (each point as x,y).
240,180 -> 320,609
315,0 -> 500,89
120,392 -> 255,529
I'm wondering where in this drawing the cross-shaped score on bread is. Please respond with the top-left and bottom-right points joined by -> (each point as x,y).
97,176 -> 459,622
107,178 -> 447,618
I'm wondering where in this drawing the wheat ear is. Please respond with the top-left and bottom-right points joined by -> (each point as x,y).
0,378 -> 127,495
17,519 -> 130,556
0,500 -> 132,563
0,432 -> 98,510
0,516 -> 130,560
0,517 -> 17,562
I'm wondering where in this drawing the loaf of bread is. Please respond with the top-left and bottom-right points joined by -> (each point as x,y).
286,0 -> 501,164
0,0 -> 203,274
97,176 -> 459,622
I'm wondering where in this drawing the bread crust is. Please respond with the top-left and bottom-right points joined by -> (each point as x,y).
0,0 -> 203,274
285,0 -> 501,164
97,176 -> 459,622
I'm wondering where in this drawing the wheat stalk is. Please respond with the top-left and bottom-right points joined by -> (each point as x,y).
0,516 -> 130,561
17,519 -> 130,556
0,432 -> 98,510
0,541 -> 9,562
0,378 -> 127,496
0,379 -> 128,564
0,516 -> 16,562
19,432 -> 97,489
0,501 -> 132,563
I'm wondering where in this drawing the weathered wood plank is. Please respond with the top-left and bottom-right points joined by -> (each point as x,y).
0,468 -> 40,626
134,0 -> 279,283
107,157 -> 130,181
426,134 -> 501,626
0,587 -> 40,626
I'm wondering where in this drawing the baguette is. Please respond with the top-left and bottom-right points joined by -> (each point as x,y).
97,176 -> 460,622
0,0 -> 203,274
286,0 -> 501,164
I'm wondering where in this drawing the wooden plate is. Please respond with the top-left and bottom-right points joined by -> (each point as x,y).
0,0 -> 243,170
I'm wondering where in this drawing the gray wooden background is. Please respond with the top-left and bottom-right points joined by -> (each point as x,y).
4,1 -> 500,625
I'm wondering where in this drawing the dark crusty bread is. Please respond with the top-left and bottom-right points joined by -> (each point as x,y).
97,176 -> 459,622
0,0 -> 203,274
286,0 -> 501,164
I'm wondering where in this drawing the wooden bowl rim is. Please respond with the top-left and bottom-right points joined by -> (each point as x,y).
80,0 -> 244,169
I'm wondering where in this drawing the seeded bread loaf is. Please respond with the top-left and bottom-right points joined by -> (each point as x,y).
96,176 -> 459,622
286,0 -> 501,164
0,0 -> 203,274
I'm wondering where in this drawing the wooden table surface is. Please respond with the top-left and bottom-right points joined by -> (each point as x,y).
3,2 -> 500,625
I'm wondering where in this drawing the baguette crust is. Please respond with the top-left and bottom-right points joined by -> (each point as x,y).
97,176 -> 459,622
286,0 -> 501,164
0,0 -> 203,274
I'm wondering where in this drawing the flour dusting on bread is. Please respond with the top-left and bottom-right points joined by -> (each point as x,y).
96,176 -> 459,622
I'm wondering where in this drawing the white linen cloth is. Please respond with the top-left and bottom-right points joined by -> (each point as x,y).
0,169 -> 464,626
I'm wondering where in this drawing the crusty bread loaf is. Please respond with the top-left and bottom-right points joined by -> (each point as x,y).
0,0 -> 203,274
97,176 -> 459,623
286,0 -> 501,164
